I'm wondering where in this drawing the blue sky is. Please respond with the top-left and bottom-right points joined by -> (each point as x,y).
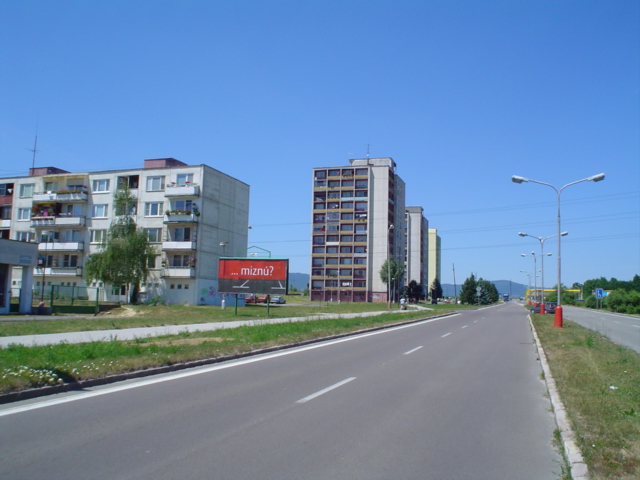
1,1 -> 639,287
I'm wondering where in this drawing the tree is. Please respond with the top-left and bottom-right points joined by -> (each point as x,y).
429,278 -> 443,301
404,280 -> 423,303
459,273 -> 478,304
379,257 -> 405,303
85,186 -> 155,303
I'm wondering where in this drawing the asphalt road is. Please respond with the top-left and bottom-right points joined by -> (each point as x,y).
563,305 -> 640,353
0,303 -> 563,480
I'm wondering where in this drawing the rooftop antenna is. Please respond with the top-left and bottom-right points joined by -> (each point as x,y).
29,121 -> 39,171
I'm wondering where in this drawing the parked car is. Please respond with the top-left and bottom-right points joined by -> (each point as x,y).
269,295 -> 286,304
530,302 -> 557,314
245,294 -> 268,304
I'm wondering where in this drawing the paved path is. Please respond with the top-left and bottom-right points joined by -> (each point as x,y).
0,306 -> 432,348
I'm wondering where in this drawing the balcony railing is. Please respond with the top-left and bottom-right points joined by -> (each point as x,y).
33,188 -> 89,203
163,213 -> 199,223
0,219 -> 10,228
35,266 -> 83,276
162,241 -> 197,250
31,216 -> 86,228
38,242 -> 84,252
164,184 -> 200,197
161,267 -> 196,278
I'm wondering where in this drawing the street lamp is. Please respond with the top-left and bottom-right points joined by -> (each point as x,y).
519,231 -> 567,314
40,230 -> 52,303
521,252 -> 539,304
520,270 -> 533,303
512,173 -> 605,326
387,224 -> 394,309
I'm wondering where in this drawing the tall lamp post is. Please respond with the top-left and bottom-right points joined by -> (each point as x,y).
520,270 -> 533,304
387,224 -> 394,309
519,231 -> 567,314
520,252 -> 539,304
512,173 -> 605,327
40,230 -> 52,303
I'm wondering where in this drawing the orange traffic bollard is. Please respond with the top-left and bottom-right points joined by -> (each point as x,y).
554,305 -> 563,328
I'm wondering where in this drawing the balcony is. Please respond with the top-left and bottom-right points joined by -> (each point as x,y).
161,267 -> 196,278
33,188 -> 89,203
164,184 -> 200,197
38,242 -> 85,252
163,213 -> 199,223
0,219 -> 10,228
35,267 -> 83,277
31,216 -> 86,228
162,241 -> 197,250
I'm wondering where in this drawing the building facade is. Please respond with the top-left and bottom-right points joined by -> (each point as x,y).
310,158 -> 406,303
404,206 -> 429,295
427,227 -> 442,295
0,158 -> 249,306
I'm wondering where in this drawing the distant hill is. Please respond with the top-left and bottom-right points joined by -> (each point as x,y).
289,272 -> 309,292
442,281 -> 527,298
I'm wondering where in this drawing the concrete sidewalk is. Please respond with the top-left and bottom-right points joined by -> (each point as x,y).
0,306 -> 432,348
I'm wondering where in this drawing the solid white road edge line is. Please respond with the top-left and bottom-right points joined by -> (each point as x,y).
0,313 -> 460,417
297,377 -> 357,404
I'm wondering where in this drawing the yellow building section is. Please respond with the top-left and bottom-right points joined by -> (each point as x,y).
524,288 -> 581,302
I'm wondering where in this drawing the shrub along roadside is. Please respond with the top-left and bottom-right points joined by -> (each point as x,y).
0,310 -> 439,394
532,314 -> 640,480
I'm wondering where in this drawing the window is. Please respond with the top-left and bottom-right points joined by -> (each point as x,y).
16,231 -> 34,242
19,184 -> 34,198
172,227 -> 191,241
326,246 -> 338,254
354,246 -> 366,253
355,191 -> 367,197
44,181 -> 58,192
146,176 -> 165,191
356,180 -> 368,188
315,171 -> 326,179
60,230 -> 82,242
62,255 -> 78,267
340,269 -> 352,277
92,179 -> 110,192
355,224 -> 367,233
312,258 -> 324,266
172,254 -> 190,267
327,225 -> 338,231
342,180 -> 354,187
341,202 -> 353,209
91,204 -> 108,218
328,169 -> 340,177
117,175 -> 140,189
0,184 -> 7,196
145,228 -> 162,242
176,173 -> 194,186
314,180 -> 326,188
312,247 -> 324,253
63,204 -> 83,217
90,230 -> 107,243
340,246 -> 352,253
326,269 -> 338,276
313,236 -> 325,245
355,235 -> 367,242
341,191 -> 354,198
355,168 -> 368,175
355,202 -> 367,211
17,208 -> 30,220
326,257 -> 339,265
144,202 -> 164,216
354,257 -> 367,265
328,181 -> 340,188
173,199 -> 193,211
340,258 -> 353,265
340,224 -> 353,231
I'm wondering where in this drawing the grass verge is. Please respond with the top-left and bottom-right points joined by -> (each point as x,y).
0,302 -> 468,337
532,314 -> 640,480
0,308 -> 446,394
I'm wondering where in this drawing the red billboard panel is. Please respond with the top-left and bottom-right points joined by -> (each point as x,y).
218,258 -> 289,295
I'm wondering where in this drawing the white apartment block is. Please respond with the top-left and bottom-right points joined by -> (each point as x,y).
405,206 -> 429,294
310,158 -> 406,303
428,227 -> 442,294
0,158 -> 249,306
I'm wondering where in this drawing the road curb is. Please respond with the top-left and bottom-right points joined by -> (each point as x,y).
529,314 -> 588,480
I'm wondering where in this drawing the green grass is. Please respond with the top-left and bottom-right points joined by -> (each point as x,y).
0,300 -> 465,337
532,313 -> 640,480
0,306 -> 452,393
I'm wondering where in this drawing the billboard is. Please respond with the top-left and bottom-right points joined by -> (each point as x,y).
218,258 -> 289,295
